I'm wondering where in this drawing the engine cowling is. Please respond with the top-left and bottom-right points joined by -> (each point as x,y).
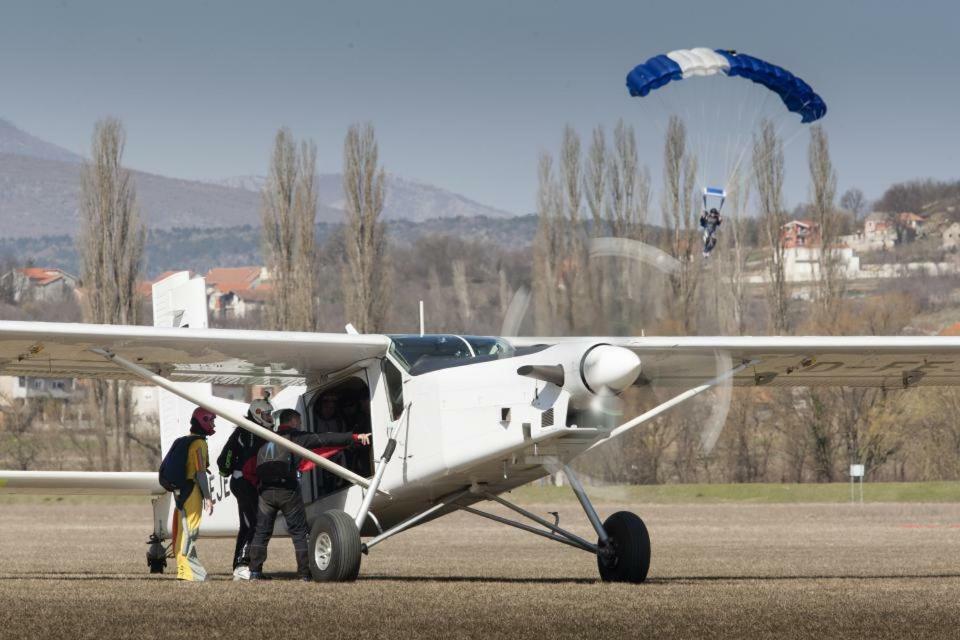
517,342 -> 641,409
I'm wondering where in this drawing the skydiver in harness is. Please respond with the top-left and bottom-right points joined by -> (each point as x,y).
700,187 -> 725,258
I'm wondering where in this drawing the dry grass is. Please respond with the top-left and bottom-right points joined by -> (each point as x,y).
2,498 -> 960,639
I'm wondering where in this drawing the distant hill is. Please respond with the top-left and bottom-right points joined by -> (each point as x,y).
0,118 -> 83,164
0,119 -> 516,237
0,215 -> 539,278
214,173 -> 516,223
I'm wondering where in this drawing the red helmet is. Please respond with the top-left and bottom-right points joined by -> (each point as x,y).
190,407 -> 217,435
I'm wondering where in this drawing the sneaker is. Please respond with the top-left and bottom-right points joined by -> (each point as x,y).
299,574 -> 313,582
249,571 -> 272,581
233,566 -> 251,581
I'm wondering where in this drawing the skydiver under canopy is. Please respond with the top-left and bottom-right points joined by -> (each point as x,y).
700,187 -> 725,258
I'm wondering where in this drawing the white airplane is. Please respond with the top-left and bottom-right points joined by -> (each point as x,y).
2,271 -> 960,583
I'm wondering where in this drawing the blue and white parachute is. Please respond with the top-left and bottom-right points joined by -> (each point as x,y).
626,48 -> 826,123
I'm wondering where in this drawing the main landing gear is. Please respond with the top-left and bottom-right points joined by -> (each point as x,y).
306,437 -> 399,582
308,509 -> 362,582
352,464 -> 650,583
304,466 -> 650,583
596,511 -> 650,583
459,464 -> 650,583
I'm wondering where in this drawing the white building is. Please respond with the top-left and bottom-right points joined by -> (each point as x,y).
0,376 -> 81,403
942,222 -> 960,250
748,246 -> 960,287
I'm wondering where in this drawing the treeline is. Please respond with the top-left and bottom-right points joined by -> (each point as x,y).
0,216 -> 540,279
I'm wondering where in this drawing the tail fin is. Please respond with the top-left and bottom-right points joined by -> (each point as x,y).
152,272 -> 212,456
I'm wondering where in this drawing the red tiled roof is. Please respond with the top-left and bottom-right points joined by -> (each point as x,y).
233,286 -> 272,303
19,268 -> 70,286
206,267 -> 262,295
939,322 -> 960,336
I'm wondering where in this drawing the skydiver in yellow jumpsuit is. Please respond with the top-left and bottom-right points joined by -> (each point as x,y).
173,407 -> 217,581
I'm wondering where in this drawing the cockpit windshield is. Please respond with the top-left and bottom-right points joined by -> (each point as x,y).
388,335 -> 516,375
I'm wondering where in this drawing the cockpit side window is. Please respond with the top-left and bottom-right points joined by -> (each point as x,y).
382,358 -> 405,421
387,335 -> 516,375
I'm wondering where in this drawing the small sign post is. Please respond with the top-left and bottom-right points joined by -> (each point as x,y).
850,464 -> 865,503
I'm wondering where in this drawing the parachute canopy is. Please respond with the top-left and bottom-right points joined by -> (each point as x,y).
626,48 -> 826,123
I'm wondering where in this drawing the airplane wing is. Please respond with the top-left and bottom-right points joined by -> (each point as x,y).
0,320 -> 391,386
510,335 -> 960,389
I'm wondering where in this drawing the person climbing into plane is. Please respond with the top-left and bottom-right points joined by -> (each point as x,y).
217,394 -> 273,580
246,408 -> 371,581
159,407 -> 216,582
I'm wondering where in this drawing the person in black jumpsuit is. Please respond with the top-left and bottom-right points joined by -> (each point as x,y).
217,397 -> 273,578
248,408 -> 370,580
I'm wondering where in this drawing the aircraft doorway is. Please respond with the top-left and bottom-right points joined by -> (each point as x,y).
302,376 -> 372,502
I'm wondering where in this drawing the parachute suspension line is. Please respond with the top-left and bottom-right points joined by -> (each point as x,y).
723,83 -> 776,191
724,83 -> 808,190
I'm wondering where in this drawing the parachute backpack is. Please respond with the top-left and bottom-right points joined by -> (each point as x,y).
158,435 -> 203,508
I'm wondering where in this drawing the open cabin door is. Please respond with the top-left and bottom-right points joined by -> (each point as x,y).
299,369 -> 375,504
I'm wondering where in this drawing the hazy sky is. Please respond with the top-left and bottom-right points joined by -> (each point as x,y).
1,0 -> 957,214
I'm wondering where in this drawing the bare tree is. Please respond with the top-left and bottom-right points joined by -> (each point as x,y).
604,120 -> 651,332
533,153 -> 563,334
660,116 -> 700,334
583,127 -> 608,330
1,397 -> 44,470
558,126 -> 588,332
497,267 -> 512,317
719,173 -> 751,335
583,126 -> 607,236
808,125 -> 843,329
261,128 -> 318,331
752,119 -> 789,334
78,117 -> 144,470
452,260 -> 472,330
840,187 -> 867,222
342,123 -> 390,333
607,120 -> 649,240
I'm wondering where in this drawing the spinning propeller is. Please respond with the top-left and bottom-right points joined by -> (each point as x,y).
501,236 -> 736,454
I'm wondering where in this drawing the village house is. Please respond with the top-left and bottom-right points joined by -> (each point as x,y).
942,222 -> 960,250
205,266 -> 271,319
899,212 -> 925,233
781,220 -> 821,249
0,375 -> 82,405
0,267 -> 79,303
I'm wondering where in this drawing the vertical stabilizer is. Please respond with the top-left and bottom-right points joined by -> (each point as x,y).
152,272 -> 213,456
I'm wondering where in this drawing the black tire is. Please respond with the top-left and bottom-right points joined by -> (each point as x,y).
146,536 -> 166,574
308,509 -> 362,582
597,511 -> 650,583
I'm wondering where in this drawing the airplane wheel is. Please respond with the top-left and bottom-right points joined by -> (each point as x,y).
308,509 -> 361,582
597,511 -> 650,583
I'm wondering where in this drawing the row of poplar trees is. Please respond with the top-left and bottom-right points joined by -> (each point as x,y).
77,118 -> 390,470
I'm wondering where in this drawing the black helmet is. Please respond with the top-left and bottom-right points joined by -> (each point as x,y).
709,208 -> 719,215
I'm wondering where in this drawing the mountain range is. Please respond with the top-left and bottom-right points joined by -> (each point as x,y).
0,119 -> 515,237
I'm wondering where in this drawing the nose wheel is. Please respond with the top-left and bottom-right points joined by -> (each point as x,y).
597,511 -> 650,583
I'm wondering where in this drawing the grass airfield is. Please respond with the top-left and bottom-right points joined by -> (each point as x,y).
2,486 -> 960,639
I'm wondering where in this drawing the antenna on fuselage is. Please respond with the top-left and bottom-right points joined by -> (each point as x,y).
419,300 -> 425,336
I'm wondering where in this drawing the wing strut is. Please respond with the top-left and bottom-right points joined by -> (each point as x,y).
587,358 -> 758,452
90,348 -> 383,493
